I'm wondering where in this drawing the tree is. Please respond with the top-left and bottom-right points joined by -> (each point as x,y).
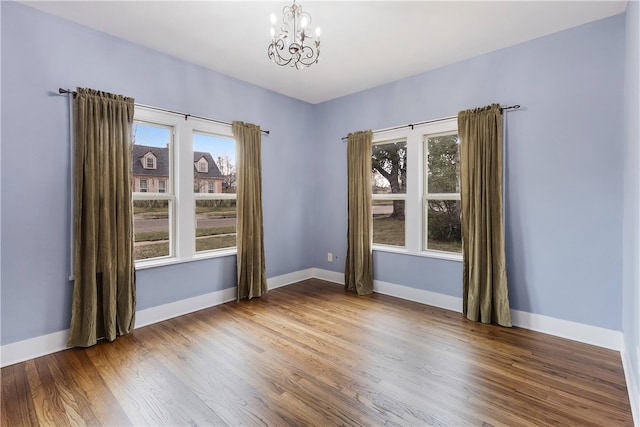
372,142 -> 406,219
216,155 -> 236,193
426,135 -> 461,243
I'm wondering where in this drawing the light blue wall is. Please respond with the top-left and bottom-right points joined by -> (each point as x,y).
623,0 -> 640,399
0,2 -> 315,345
0,1 -> 630,346
312,15 -> 625,330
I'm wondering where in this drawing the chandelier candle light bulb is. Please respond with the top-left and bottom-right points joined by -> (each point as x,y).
267,0 -> 321,69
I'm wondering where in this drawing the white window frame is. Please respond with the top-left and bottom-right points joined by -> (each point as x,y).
139,179 -> 148,192
198,159 -> 208,173
371,117 -> 462,262
158,180 -> 166,193
371,137 -> 407,249
193,130 -> 237,255
423,130 -> 462,257
134,106 -> 236,270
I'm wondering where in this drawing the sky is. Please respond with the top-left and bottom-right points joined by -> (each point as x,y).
133,122 -> 235,165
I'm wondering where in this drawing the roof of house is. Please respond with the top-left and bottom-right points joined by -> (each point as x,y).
132,145 -> 222,179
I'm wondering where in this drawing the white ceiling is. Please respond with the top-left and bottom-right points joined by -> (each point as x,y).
23,1 -> 627,104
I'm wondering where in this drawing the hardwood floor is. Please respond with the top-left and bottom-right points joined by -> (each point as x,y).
2,279 -> 633,426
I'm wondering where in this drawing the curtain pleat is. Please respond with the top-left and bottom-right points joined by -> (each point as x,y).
68,88 -> 136,348
345,130 -> 374,295
233,121 -> 267,300
458,104 -> 512,327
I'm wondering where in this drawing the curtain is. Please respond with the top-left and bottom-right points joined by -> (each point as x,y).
345,130 -> 374,295
68,88 -> 136,347
458,104 -> 512,327
233,121 -> 267,300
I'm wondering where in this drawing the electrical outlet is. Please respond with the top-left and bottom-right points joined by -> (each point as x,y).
327,252 -> 333,262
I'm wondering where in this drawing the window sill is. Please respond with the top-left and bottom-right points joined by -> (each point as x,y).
135,248 -> 237,270
373,245 -> 462,262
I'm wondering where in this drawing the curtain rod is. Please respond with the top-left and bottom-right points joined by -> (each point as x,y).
341,104 -> 521,141
58,88 -> 270,135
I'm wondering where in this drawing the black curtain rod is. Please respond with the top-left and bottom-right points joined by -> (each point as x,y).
341,104 -> 521,141
58,88 -> 270,135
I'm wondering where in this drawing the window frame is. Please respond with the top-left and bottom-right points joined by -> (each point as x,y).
145,155 -> 156,170
370,118 -> 462,262
423,130 -> 462,256
371,137 -> 407,249
133,106 -> 237,270
193,130 -> 237,255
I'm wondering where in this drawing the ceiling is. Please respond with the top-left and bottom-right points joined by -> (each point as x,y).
22,1 -> 627,104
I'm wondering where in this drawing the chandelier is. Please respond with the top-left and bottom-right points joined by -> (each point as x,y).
268,0 -> 321,69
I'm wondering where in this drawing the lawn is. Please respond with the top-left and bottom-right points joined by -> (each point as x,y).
373,215 -> 462,253
373,215 -> 405,246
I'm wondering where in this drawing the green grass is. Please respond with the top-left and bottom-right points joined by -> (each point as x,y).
427,239 -> 462,253
135,231 -> 169,242
373,216 -> 405,247
196,234 -> 237,251
134,242 -> 169,260
196,227 -> 236,237
373,215 -> 462,252
195,207 -> 236,217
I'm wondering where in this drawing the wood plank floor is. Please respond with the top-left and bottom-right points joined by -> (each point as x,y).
1,279 -> 633,426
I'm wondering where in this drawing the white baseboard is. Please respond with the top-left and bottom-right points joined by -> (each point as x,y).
136,287 -> 237,328
0,330 -> 69,368
622,342 -> 640,426
312,268 -> 622,350
0,270 -> 319,368
311,267 -> 344,284
373,279 -> 463,313
510,309 -> 622,351
0,267 -> 626,362
268,268 -> 315,289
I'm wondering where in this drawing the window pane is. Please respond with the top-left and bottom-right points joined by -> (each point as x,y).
427,134 -> 460,194
373,199 -> 405,247
426,200 -> 462,253
133,200 -> 170,260
193,132 -> 235,194
195,199 -> 237,252
372,140 -> 407,194
132,123 -> 171,193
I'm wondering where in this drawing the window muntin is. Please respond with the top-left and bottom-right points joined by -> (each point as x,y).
193,132 -> 237,253
369,118 -> 461,260
424,131 -> 462,254
371,139 -> 407,247
132,121 -> 174,261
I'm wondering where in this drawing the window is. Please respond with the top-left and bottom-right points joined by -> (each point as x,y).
370,118 -> 461,260
424,132 -> 462,253
371,139 -> 406,247
199,160 -> 208,173
194,132 -> 236,253
145,156 -> 155,169
132,106 -> 237,267
132,122 -> 173,261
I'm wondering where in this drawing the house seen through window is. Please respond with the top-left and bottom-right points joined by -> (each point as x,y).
132,107 -> 238,263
